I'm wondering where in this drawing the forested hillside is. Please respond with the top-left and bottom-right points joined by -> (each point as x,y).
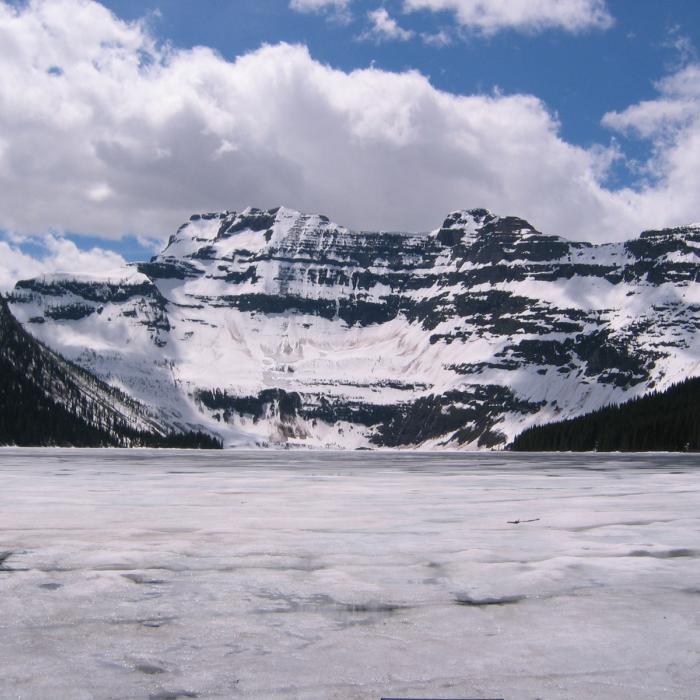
0,297 -> 221,448
510,377 -> 700,452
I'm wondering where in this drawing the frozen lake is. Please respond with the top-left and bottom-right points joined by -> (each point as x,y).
1,449 -> 699,700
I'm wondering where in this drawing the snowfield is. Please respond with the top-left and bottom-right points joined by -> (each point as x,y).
1,448 -> 699,699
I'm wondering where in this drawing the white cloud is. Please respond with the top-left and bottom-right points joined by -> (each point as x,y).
602,63 -> 700,138
289,0 -> 352,21
601,63 -> 700,228
663,26 -> 697,68
361,8 -> 414,43
0,0 -> 697,253
0,233 -> 127,291
290,0 -> 349,9
86,183 -> 113,202
403,0 -> 613,35
421,29 -> 452,47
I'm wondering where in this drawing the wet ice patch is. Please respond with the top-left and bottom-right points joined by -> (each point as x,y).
454,594 -> 526,607
122,572 -> 168,585
628,548 -> 697,558
134,663 -> 167,675
0,551 -> 13,571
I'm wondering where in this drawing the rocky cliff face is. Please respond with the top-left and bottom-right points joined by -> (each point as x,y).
8,206 -> 700,448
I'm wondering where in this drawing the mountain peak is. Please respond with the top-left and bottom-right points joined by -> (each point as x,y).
441,208 -> 495,227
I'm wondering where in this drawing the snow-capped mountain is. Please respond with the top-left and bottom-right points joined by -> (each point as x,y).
8,206 -> 700,448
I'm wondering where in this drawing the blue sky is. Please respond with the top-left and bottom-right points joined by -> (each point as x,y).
1,0 -> 700,279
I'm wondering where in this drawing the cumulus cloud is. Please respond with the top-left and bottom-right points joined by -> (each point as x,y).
403,0 -> 614,35
0,233 -> 128,291
361,8 -> 414,43
0,0 -> 697,256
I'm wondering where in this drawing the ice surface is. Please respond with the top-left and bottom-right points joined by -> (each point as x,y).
1,448 -> 699,699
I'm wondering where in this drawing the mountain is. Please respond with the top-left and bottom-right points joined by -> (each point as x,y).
0,297 -> 221,448
7,206 -> 700,449
510,376 -> 700,452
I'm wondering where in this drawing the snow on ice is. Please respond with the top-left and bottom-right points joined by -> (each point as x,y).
1,448 -> 699,699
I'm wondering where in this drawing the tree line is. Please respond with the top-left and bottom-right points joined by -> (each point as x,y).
510,377 -> 700,452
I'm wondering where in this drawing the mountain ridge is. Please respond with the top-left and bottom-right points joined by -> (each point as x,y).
7,206 -> 700,448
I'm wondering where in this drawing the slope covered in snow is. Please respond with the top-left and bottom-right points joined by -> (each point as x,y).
0,297 -> 219,448
8,207 -> 700,448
